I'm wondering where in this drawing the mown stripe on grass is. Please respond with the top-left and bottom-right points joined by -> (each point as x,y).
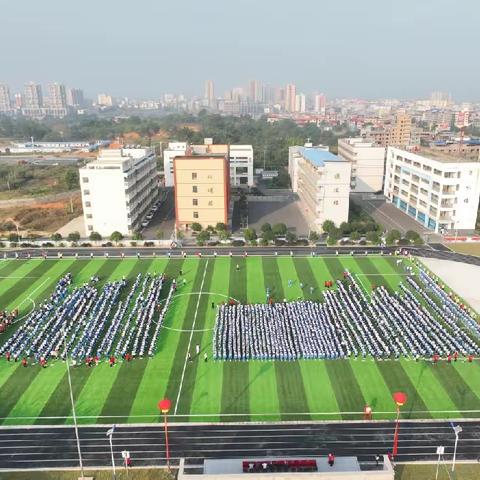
174,260 -> 215,418
262,257 -> 310,420
353,257 -> 391,289
292,257 -> 320,300
220,258 -> 249,421
325,360 -> 366,420
322,257 -> 347,283
430,363 -> 480,418
376,361 -> 431,419
164,259 -> 210,411
0,363 -> 42,421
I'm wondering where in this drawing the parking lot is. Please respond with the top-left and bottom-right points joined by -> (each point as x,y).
140,188 -> 175,240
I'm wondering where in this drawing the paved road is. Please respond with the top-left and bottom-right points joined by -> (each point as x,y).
0,421 -> 478,470
141,188 -> 175,240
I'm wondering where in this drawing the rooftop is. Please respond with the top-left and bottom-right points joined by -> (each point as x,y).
416,148 -> 480,164
299,146 -> 343,167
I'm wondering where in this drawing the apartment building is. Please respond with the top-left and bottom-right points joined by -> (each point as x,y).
366,113 -> 412,147
337,138 -> 386,192
0,85 -> 12,113
163,139 -> 254,187
384,147 -> 480,232
80,147 -> 158,236
289,145 -> 351,229
174,155 -> 230,229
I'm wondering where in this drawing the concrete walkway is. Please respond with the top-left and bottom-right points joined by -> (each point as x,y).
56,215 -> 85,237
420,257 -> 480,313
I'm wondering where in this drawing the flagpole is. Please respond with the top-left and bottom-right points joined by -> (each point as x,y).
107,426 -> 116,480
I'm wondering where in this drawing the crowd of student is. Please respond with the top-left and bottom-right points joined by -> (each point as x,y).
0,271 -> 175,365
213,269 -> 480,361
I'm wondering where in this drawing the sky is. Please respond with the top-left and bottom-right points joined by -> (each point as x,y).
1,0 -> 479,101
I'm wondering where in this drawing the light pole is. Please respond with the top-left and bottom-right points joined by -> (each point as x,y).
106,425 -> 116,479
451,423 -> 462,472
392,391 -> 408,458
62,327 -> 85,479
158,399 -> 172,470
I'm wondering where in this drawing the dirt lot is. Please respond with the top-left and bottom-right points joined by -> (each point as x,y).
447,242 -> 480,257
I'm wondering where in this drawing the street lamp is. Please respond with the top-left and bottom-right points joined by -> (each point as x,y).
392,391 -> 408,458
106,425 -> 117,479
62,327 -> 85,479
451,423 -> 463,472
158,398 -> 172,470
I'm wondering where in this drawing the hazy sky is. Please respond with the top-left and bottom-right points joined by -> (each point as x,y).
1,0 -> 479,100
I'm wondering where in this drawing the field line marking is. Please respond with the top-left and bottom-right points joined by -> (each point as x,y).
174,259 -> 209,415
13,277 -> 50,318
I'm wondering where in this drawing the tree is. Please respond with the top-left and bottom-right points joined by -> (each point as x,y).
327,235 -> 338,246
244,228 -> 257,242
8,233 -> 19,242
261,222 -> 272,233
132,231 -> 143,240
64,170 -> 79,190
51,232 -> 62,241
386,229 -> 401,245
110,231 -> 124,243
272,223 -> 287,236
329,227 -> 342,240
405,230 -> 420,241
413,237 -> 424,245
218,229 -> 230,241
206,225 -> 215,233
339,221 -> 352,235
350,231 -> 361,241
67,231 -> 80,242
285,231 -> 297,244
89,231 -> 102,241
215,222 -> 227,232
309,231 -> 319,242
322,220 -> 335,234
196,230 -> 210,245
191,222 -> 202,232
261,229 -> 275,243
366,231 -> 380,244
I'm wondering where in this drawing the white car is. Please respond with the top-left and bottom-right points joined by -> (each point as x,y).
141,220 -> 149,228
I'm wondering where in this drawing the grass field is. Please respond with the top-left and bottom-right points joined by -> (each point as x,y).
0,255 -> 478,425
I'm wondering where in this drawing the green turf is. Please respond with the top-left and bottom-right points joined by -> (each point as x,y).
0,255 -> 478,425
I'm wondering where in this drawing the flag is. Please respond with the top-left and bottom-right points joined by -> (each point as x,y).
106,425 -> 116,437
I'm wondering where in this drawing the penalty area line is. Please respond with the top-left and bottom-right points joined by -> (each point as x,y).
174,259 -> 209,415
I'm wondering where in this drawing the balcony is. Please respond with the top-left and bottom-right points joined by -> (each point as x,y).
440,200 -> 455,208
442,186 -> 457,195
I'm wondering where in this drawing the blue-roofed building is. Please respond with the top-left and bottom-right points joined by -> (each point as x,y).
289,143 -> 351,230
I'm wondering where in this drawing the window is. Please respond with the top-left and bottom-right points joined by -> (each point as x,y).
334,173 -> 340,179
192,186 -> 198,193
192,172 -> 197,180
333,200 -> 339,205
87,225 -> 93,231
193,211 -> 199,219
208,200 -> 213,206
83,189 -> 90,195
85,201 -> 91,207
82,177 -> 89,183
192,198 -> 198,206
334,187 -> 339,193
208,187 -> 213,193
86,214 -> 92,219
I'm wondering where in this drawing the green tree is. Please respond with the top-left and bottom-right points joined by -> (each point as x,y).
51,232 -> 62,241
261,229 -> 275,243
244,228 -> 257,242
218,229 -> 230,241
191,222 -> 202,232
215,222 -> 227,232
196,230 -> 210,245
261,222 -> 272,233
405,230 -> 420,241
67,231 -> 81,242
110,231 -> 124,243
414,237 -> 424,245
132,231 -> 143,240
272,223 -> 287,236
309,231 -> 319,242
64,170 -> 79,190
322,220 -> 335,234
386,229 -> 401,245
89,231 -> 102,241
285,231 -> 297,243
350,231 -> 361,241
366,231 -> 380,244
339,221 -> 351,235
327,235 -> 338,246
8,233 -> 19,242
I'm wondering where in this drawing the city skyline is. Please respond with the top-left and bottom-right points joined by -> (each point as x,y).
1,0 -> 479,100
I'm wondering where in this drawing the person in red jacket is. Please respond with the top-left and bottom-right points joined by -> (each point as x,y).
109,355 -> 116,367
328,453 -> 335,467
21,357 -> 27,368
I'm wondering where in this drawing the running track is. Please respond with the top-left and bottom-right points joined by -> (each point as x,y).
0,421 -> 479,470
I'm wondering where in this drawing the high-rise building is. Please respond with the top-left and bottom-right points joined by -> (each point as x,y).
314,93 -> 326,113
80,146 -> 158,236
174,154 -> 230,229
430,91 -> 451,108
390,113 -> 412,146
0,84 -> 11,113
47,83 -> 67,109
337,138 -> 386,193
295,93 -> 306,113
249,80 -> 262,103
204,80 -> 215,107
66,88 -> 85,108
23,82 -> 43,109
14,93 -> 22,109
285,84 -> 296,113
288,144 -> 351,230
97,93 -> 113,107
384,146 -> 480,233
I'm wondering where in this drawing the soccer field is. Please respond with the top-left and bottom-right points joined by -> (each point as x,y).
0,254 -> 478,426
